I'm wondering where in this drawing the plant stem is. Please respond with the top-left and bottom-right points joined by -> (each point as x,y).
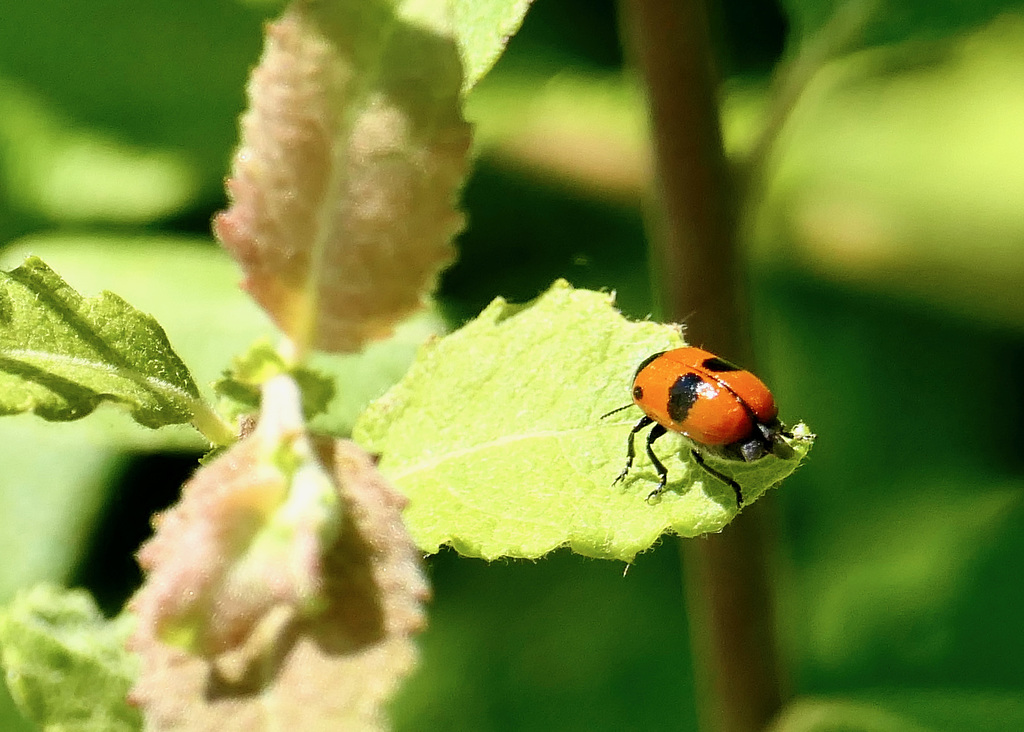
619,0 -> 745,357
619,1 -> 785,730
682,503 -> 786,732
191,400 -> 237,447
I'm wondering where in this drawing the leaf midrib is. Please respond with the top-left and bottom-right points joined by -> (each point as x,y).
383,423 -> 646,482
0,347 -> 198,407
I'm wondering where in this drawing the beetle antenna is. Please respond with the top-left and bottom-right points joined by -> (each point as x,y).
600,404 -> 634,420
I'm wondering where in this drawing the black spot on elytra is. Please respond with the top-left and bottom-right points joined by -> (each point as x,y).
667,372 -> 704,423
632,351 -> 667,380
633,385 -> 644,400
701,356 -> 741,372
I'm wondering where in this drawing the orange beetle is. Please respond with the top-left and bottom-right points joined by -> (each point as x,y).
605,347 -> 794,505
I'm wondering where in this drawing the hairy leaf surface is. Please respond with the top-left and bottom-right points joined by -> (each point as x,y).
0,257 -> 203,430
130,376 -> 427,731
0,586 -> 141,732
215,1 -> 471,354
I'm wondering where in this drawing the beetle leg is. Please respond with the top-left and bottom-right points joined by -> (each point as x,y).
613,415 -> 654,484
691,449 -> 744,507
644,424 -> 669,501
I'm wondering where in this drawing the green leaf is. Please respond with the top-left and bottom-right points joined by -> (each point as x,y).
0,427 -> 124,602
743,17 -> 1024,333
0,2 -> 270,224
450,0 -> 535,93
0,235 -> 274,450
355,280 -> 814,562
0,256 -> 212,432
214,339 -> 336,423
0,585 -> 141,732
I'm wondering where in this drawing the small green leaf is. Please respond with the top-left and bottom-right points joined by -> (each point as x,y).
355,280 -> 814,562
450,0 -> 535,93
214,339 -> 336,423
0,256 -> 207,431
0,585 -> 141,732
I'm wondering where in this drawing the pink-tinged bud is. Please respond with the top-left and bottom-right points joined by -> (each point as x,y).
128,376 -> 428,729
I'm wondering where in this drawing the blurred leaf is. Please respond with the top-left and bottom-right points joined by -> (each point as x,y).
0,585 -> 141,732
0,257 -> 206,430
356,280 -> 814,562
0,426 -> 123,601
215,1 -> 471,354
0,0 -> 267,208
780,0 -> 1024,49
799,488 -> 1017,671
745,14 -> 1024,332
0,79 -> 198,226
770,691 -> 1024,732
451,0 -> 535,93
865,689 -> 1024,732
770,696 -> 935,732
780,475 -> 1024,690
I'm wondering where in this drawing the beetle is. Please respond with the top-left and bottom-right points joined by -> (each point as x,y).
604,347 -> 794,505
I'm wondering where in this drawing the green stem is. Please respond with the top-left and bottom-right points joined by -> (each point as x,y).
619,0 -> 785,730
190,399 -> 236,447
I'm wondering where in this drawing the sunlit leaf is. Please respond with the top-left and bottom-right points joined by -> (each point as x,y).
355,280 -> 814,562
450,0 -> 535,92
0,257 -> 213,433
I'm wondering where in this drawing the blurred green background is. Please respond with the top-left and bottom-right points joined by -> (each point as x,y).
2,0 -> 1024,730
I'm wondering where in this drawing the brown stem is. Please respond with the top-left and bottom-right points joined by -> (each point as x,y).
619,0 -> 746,360
619,1 -> 785,730
682,504 -> 786,732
